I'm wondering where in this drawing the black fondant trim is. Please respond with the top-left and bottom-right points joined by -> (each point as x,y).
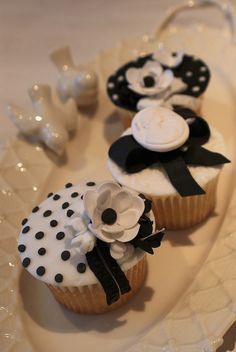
159,151 -> 205,196
96,239 -> 131,295
109,113 -> 230,197
86,247 -> 120,305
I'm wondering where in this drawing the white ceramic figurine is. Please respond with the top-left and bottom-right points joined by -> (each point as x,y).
50,46 -> 98,107
7,84 -> 78,155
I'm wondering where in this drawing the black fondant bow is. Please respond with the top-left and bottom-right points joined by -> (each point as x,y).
86,196 -> 164,305
109,115 -> 230,197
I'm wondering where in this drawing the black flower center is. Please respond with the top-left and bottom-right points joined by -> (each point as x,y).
101,208 -> 117,225
143,75 -> 155,88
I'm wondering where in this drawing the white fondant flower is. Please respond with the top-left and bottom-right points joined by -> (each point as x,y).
83,182 -> 145,243
126,60 -> 173,96
65,215 -> 96,255
110,242 -> 134,263
152,47 -> 184,68
137,77 -> 187,111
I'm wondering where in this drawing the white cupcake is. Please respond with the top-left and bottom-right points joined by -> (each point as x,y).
108,107 -> 230,230
18,181 -> 163,314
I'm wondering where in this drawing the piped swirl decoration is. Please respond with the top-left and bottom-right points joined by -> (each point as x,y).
109,107 -> 230,197
66,181 -> 164,305
107,48 -> 210,113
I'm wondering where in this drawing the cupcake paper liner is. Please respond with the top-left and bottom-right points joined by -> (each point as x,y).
47,255 -> 147,314
149,176 -> 218,230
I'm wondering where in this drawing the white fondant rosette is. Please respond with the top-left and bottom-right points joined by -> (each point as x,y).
84,182 -> 145,243
152,47 -> 184,68
126,60 -> 174,96
82,182 -> 145,260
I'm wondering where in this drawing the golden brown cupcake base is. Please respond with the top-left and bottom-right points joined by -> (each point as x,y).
149,177 -> 218,230
47,255 -> 147,314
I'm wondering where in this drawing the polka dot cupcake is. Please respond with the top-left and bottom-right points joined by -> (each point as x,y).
107,47 -> 211,128
18,181 -> 164,314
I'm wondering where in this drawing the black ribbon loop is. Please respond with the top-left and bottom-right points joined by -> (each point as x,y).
109,115 -> 230,197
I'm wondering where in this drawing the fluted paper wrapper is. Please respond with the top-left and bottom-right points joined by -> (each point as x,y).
47,255 -> 147,314
149,176 -> 218,230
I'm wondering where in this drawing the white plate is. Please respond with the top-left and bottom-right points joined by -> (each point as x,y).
1,21 -> 236,352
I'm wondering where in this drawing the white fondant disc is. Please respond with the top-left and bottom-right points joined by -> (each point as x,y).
131,107 -> 190,152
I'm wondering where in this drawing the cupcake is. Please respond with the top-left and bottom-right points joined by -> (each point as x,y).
108,107 -> 230,230
18,181 -> 164,314
107,47 -> 211,128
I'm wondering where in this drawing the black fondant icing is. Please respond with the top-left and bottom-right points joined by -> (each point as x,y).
107,53 -> 211,112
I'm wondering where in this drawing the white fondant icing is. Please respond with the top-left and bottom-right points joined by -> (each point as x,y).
108,82 -> 115,89
66,215 -> 96,255
110,242 -> 134,263
167,94 -> 202,113
18,182 -> 150,286
108,127 -> 226,197
136,77 -> 189,111
192,86 -> 200,92
199,76 -> 206,82
112,94 -> 119,101
132,107 -> 189,152
152,47 -> 184,68
84,181 -> 144,243
126,60 -> 173,96
186,71 -> 193,77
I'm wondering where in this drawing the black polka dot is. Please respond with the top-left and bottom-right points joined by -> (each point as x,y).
21,218 -> 28,226
56,231 -> 65,240
35,231 -> 44,240
43,210 -> 52,217
38,247 -> 46,255
61,250 -> 70,261
62,202 -> 69,209
53,194 -> 60,200
22,226 -> 30,234
22,257 -> 30,267
55,274 -> 63,283
101,208 -> 117,225
77,263 -> 86,273
81,195 -> 83,200
67,209 -> 74,218
18,244 -> 26,252
36,266 -> 45,276
32,206 -> 39,213
71,192 -> 79,198
86,182 -> 96,186
65,182 -> 73,188
50,220 -> 58,227
47,192 -> 53,198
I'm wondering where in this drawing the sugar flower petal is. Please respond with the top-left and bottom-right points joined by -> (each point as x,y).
112,190 -> 132,213
83,190 -> 97,219
117,223 -> 140,242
